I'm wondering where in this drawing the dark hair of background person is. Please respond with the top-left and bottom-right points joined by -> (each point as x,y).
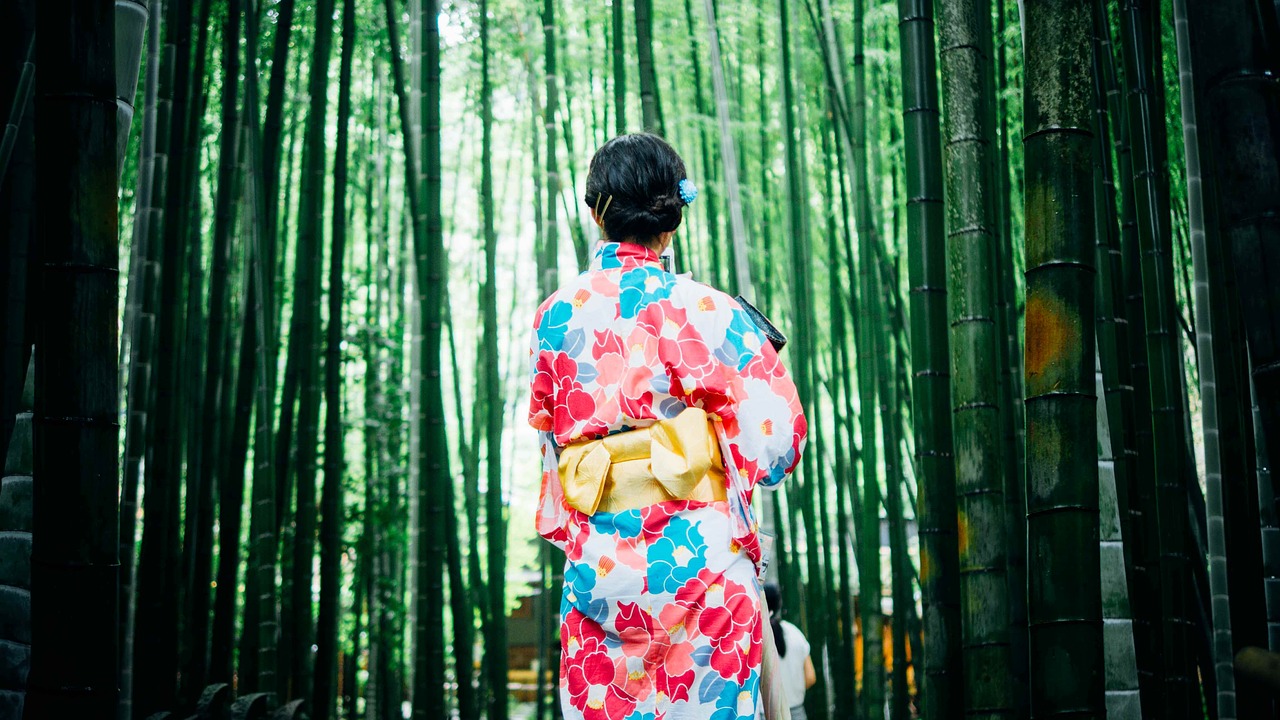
583,133 -> 688,247
764,582 -> 787,658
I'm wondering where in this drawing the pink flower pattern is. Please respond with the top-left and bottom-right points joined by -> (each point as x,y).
529,242 -> 807,719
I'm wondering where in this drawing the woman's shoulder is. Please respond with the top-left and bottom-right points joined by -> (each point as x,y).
668,274 -> 745,315
532,273 -> 595,325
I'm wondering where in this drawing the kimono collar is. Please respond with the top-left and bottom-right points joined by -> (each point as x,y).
590,241 -> 664,271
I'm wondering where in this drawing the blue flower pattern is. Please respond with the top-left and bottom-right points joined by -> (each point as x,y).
590,508 -> 644,540
619,266 -> 676,319
720,308 -> 761,372
597,242 -> 625,270
562,564 -> 610,624
709,670 -> 759,720
648,516 -> 708,594
537,300 -> 575,351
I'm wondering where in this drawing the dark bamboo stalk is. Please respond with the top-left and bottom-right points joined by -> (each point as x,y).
261,0 -> 296,265
27,1 -> 119,716
1118,2 -> 1196,709
313,0 -> 355,716
612,0 -> 626,134
1184,0 -> 1280,615
849,1 -> 883,716
1022,1 -> 1104,715
118,1 -> 165,712
897,0 -> 961,714
286,0 -> 335,703
133,0 -> 195,710
634,0 -> 663,133
937,0 -> 1018,713
480,2 -> 507,716
182,0 -> 242,701
410,0 -> 449,712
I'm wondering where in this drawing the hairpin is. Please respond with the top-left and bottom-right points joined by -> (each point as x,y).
679,178 -> 698,205
594,194 -> 614,226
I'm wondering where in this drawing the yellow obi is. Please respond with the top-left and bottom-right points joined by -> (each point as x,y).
558,407 -> 728,515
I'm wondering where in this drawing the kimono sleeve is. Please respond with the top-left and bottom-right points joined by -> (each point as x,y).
534,431 -> 570,549
725,313 -> 808,489
528,312 -> 570,548
678,290 -> 807,491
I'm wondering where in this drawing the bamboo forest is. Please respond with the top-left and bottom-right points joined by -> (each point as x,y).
6,0 -> 1280,718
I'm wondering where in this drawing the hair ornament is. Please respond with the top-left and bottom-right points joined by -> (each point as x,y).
678,178 -> 698,205
594,193 -> 614,226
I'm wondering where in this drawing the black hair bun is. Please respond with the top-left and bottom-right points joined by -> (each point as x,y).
646,194 -> 685,230
601,193 -> 683,241
583,133 -> 690,244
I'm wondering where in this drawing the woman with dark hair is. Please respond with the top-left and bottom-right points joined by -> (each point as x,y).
763,584 -> 816,720
528,133 -> 807,719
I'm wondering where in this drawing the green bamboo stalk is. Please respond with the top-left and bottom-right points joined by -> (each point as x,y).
896,1 -> 961,715
542,0 -> 560,299
271,6 -> 318,544
684,0 -> 722,290
183,0 -> 242,700
937,0 -> 1017,714
1178,3 -> 1269,718
480,0 -> 508,716
1170,0 -> 1233,713
134,0 -> 195,709
988,6 -> 1029,702
1022,1 -> 1104,715
240,13 -> 281,692
261,0 -> 296,270
536,5 -> 560,715
634,0 -> 664,134
1117,2 -> 1195,710
314,0 -> 355,715
870,48 -> 911,711
411,0 -> 449,711
289,0 -> 336,701
849,2 -> 883,717
612,0 -> 626,134
779,3 -> 826,715
552,86 -> 589,271
701,0 -> 751,295
118,1 -> 166,710
831,124 -> 868,692
352,90 -> 382,720
825,123 -> 858,712
213,56 -> 256,711
1090,3 -> 1163,712
881,351 -> 910,720
177,11 -> 213,589
802,358 -> 832,720
1089,31 -> 1163,720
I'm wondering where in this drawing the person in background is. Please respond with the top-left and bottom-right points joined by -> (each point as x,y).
764,583 -> 816,720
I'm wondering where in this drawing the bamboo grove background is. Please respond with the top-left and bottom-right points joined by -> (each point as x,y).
2,0 -> 1280,718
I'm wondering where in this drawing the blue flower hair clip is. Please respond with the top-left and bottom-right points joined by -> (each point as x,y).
678,178 -> 698,205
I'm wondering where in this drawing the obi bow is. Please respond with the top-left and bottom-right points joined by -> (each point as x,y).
558,407 -> 727,515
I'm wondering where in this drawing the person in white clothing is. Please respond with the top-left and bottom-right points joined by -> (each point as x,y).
764,583 -> 816,720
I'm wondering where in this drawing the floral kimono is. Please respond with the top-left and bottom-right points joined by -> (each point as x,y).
528,241 -> 807,720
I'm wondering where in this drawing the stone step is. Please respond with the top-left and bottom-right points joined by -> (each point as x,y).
0,534 -> 29,590
0,639 -> 30,691
0,478 -> 30,534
